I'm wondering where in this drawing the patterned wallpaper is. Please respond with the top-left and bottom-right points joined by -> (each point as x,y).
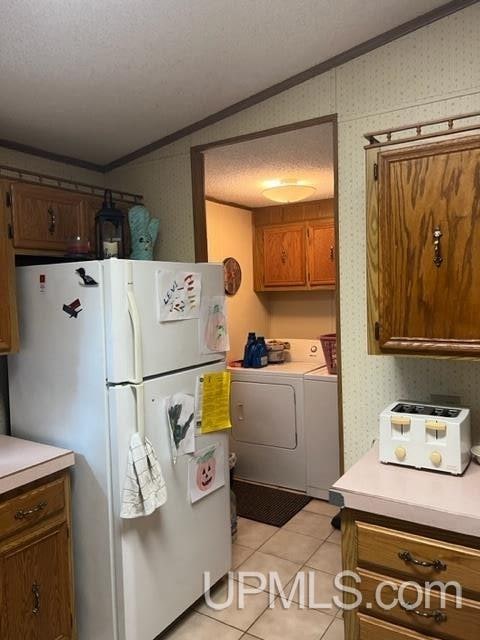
109,4 -> 480,468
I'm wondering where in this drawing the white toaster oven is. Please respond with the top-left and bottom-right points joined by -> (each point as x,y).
379,401 -> 471,475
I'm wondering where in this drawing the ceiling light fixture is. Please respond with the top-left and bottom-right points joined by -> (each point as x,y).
262,179 -> 316,204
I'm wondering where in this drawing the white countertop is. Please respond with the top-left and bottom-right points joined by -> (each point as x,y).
331,444 -> 480,537
0,435 -> 74,495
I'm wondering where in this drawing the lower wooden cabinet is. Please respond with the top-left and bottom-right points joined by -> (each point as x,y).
0,472 -> 75,640
358,613 -> 442,639
342,509 -> 480,640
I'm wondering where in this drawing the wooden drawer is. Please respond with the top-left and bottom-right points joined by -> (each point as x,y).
359,613 -> 441,639
358,568 -> 480,640
0,476 -> 65,541
357,522 -> 480,595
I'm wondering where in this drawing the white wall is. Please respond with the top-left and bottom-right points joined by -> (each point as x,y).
106,4 -> 480,466
267,291 -> 335,340
206,201 -> 268,361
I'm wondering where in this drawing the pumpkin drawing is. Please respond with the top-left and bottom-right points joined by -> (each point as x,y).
195,447 -> 217,492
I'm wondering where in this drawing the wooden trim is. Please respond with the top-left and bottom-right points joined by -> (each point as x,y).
0,138 -> 103,173
191,115 -> 336,153
191,151 -> 208,262
364,109 -> 480,148
105,0 -> 474,171
205,196 -> 251,212
332,115 -> 344,475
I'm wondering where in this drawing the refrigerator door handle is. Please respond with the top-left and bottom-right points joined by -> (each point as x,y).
126,264 -> 143,385
134,383 -> 146,442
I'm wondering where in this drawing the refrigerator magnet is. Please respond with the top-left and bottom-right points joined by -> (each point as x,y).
76,267 -> 98,287
63,298 -> 83,318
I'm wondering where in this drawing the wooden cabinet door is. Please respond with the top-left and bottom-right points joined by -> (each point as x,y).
378,136 -> 480,356
0,523 -> 73,640
308,221 -> 335,286
0,181 -> 19,353
262,223 -> 306,287
11,184 -> 83,252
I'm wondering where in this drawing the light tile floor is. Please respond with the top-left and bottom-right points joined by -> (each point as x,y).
161,499 -> 344,640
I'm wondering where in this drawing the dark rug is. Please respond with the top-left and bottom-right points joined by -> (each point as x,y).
234,479 -> 311,527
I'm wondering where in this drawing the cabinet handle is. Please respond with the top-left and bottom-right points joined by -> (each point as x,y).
400,601 -> 447,624
15,501 -> 47,520
398,550 -> 447,571
330,246 -> 334,261
48,207 -> 56,235
32,582 -> 40,615
433,226 -> 443,267
281,249 -> 287,264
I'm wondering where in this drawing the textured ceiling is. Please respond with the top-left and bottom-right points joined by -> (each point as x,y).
1,0 -> 449,165
205,123 -> 334,208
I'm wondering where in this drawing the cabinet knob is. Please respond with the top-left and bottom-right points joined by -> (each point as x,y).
395,446 -> 407,461
430,451 -> 442,466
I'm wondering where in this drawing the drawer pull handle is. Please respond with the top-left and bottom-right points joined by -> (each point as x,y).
15,501 -> 47,520
398,550 -> 446,571
400,602 -> 447,624
32,582 -> 40,615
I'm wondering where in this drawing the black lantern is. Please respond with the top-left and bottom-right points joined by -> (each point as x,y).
95,190 -> 128,259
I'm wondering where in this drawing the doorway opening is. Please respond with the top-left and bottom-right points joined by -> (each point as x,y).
190,115 -> 344,507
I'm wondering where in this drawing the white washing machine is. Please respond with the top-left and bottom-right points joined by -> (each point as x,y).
228,339 -> 325,491
304,367 -> 339,499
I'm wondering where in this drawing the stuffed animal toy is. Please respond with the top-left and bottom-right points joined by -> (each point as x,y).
128,205 -> 160,260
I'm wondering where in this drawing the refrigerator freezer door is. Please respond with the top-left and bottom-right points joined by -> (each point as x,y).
9,261 -> 117,640
108,361 -> 231,640
104,260 -> 226,383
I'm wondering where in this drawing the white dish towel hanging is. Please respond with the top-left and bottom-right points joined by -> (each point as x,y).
120,266 -> 167,518
120,431 -> 167,519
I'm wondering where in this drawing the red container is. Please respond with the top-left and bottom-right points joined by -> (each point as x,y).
319,333 -> 337,374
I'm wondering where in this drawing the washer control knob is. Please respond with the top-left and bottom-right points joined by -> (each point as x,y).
395,446 -> 407,461
430,451 -> 442,466
311,345 -> 318,353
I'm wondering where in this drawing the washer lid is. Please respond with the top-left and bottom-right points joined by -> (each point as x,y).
228,361 -> 323,377
304,366 -> 338,381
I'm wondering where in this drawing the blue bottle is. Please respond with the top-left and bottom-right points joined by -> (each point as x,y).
242,332 -> 256,367
252,337 -> 268,368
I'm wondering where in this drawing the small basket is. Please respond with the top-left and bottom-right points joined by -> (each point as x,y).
319,333 -> 337,374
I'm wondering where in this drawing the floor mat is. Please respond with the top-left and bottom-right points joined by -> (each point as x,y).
234,479 -> 311,527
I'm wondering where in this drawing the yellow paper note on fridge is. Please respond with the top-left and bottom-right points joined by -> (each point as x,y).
198,371 -> 232,433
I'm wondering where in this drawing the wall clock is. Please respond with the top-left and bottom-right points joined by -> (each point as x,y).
223,257 -> 242,296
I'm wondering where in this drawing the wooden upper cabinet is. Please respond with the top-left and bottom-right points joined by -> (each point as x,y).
0,181 -> 19,354
308,221 -> 335,286
262,224 -> 306,287
369,134 -> 480,357
253,200 -> 336,292
11,183 -> 84,253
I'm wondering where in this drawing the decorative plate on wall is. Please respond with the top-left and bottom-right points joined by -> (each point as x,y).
223,257 -> 242,296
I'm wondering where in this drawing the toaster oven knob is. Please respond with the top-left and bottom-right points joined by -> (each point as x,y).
395,446 -> 407,461
430,451 -> 442,466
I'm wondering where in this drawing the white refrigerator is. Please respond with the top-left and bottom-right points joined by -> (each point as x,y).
8,259 -> 231,640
